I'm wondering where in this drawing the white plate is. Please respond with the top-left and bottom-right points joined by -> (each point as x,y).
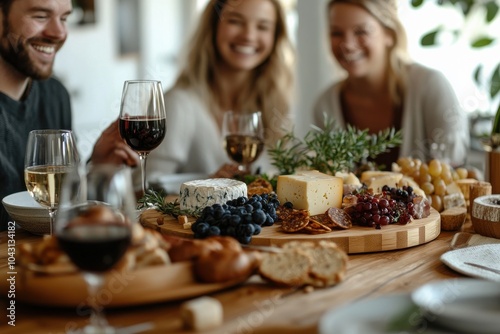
2,191 -> 50,235
441,244 -> 500,282
319,293 -> 449,334
149,173 -> 208,194
411,278 -> 500,333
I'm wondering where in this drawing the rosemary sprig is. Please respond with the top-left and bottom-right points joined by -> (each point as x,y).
268,116 -> 403,175
137,189 -> 201,217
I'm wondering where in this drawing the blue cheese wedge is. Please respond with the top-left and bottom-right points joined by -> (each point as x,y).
179,178 -> 247,212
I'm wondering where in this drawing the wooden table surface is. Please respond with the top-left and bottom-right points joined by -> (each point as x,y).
0,220 -> 474,334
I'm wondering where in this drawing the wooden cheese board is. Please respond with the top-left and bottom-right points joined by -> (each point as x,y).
2,261 -> 246,308
140,208 -> 441,254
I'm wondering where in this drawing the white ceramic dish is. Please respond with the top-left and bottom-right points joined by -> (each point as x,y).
411,278 -> 500,333
319,293 -> 448,334
2,191 -> 50,235
441,244 -> 500,282
149,173 -> 208,194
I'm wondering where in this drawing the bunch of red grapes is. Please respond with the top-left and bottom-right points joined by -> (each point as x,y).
345,185 -> 427,229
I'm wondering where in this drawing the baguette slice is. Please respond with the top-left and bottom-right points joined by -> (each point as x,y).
259,241 -> 347,288
304,241 -> 347,287
259,249 -> 311,287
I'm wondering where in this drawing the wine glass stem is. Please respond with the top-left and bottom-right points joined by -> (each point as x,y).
139,154 -> 148,196
83,272 -> 110,330
48,208 -> 56,236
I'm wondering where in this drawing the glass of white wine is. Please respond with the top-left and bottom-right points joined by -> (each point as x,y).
222,111 -> 265,174
24,129 -> 79,235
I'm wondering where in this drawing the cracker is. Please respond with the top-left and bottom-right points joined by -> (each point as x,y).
279,207 -> 310,232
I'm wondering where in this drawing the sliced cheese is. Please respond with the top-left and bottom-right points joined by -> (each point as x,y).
361,171 -> 403,194
179,178 -> 247,212
277,171 -> 343,215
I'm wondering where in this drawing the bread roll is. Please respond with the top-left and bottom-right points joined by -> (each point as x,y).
194,249 -> 255,283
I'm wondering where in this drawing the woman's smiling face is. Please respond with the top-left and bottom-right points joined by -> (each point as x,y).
215,0 -> 277,72
328,3 -> 393,79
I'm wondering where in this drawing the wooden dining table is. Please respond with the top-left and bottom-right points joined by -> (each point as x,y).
0,219 -> 474,334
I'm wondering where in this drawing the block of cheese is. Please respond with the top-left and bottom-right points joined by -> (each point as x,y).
181,296 -> 223,331
179,178 -> 247,212
360,171 -> 403,193
276,170 -> 343,215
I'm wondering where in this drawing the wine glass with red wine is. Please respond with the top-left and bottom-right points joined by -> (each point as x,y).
55,164 -> 136,334
119,80 -> 166,195
222,111 -> 265,174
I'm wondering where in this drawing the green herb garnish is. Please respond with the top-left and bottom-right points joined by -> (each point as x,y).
137,189 -> 201,217
268,116 -> 403,175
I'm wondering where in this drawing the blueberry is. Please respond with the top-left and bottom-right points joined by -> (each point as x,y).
229,214 -> 241,225
244,204 -> 254,213
283,201 -> 293,209
214,207 -> 225,219
252,224 -> 262,235
225,226 -> 236,237
237,196 -> 247,206
196,222 -> 210,235
242,213 -> 252,224
237,235 -> 252,244
252,209 -> 267,225
263,213 -> 274,226
252,201 -> 263,210
208,225 -> 221,236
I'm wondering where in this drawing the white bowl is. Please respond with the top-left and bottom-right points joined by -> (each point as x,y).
2,191 -> 50,235
411,278 -> 500,333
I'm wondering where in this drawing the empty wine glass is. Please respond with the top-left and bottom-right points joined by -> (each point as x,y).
119,80 -> 166,196
222,111 -> 265,174
55,164 -> 136,334
24,129 -> 79,235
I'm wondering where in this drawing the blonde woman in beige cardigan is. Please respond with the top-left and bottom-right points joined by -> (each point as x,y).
313,0 -> 469,168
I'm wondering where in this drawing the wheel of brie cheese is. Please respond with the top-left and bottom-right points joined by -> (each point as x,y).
179,178 -> 247,212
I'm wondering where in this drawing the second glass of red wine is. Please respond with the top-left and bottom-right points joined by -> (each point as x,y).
119,80 -> 166,195
55,164 -> 137,334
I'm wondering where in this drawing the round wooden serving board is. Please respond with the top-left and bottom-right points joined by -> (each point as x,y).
1,262 -> 245,308
140,208 -> 441,254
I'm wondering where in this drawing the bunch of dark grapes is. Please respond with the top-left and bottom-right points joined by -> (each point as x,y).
347,185 -> 417,229
191,194 -> 279,244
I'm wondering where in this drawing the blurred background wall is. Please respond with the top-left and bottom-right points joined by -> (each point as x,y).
55,0 -> 500,171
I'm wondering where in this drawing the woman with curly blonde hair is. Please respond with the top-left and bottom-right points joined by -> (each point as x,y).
146,0 -> 295,181
313,0 -> 469,168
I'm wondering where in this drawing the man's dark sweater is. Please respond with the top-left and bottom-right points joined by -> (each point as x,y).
0,77 -> 72,230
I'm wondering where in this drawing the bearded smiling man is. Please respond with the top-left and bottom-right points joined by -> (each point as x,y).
0,0 -> 73,230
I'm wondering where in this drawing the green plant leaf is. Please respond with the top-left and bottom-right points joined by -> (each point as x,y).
268,116 -> 402,175
420,29 -> 440,46
490,64 -> 500,99
486,1 -> 499,23
492,104 -> 500,135
411,0 -> 424,8
473,65 -> 483,86
471,37 -> 494,47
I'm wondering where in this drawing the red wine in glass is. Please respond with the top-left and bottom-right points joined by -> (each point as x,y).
119,80 -> 166,195
119,116 -> 166,153
58,223 -> 131,272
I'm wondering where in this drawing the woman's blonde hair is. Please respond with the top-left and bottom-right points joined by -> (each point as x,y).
175,0 -> 295,144
328,0 -> 411,106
